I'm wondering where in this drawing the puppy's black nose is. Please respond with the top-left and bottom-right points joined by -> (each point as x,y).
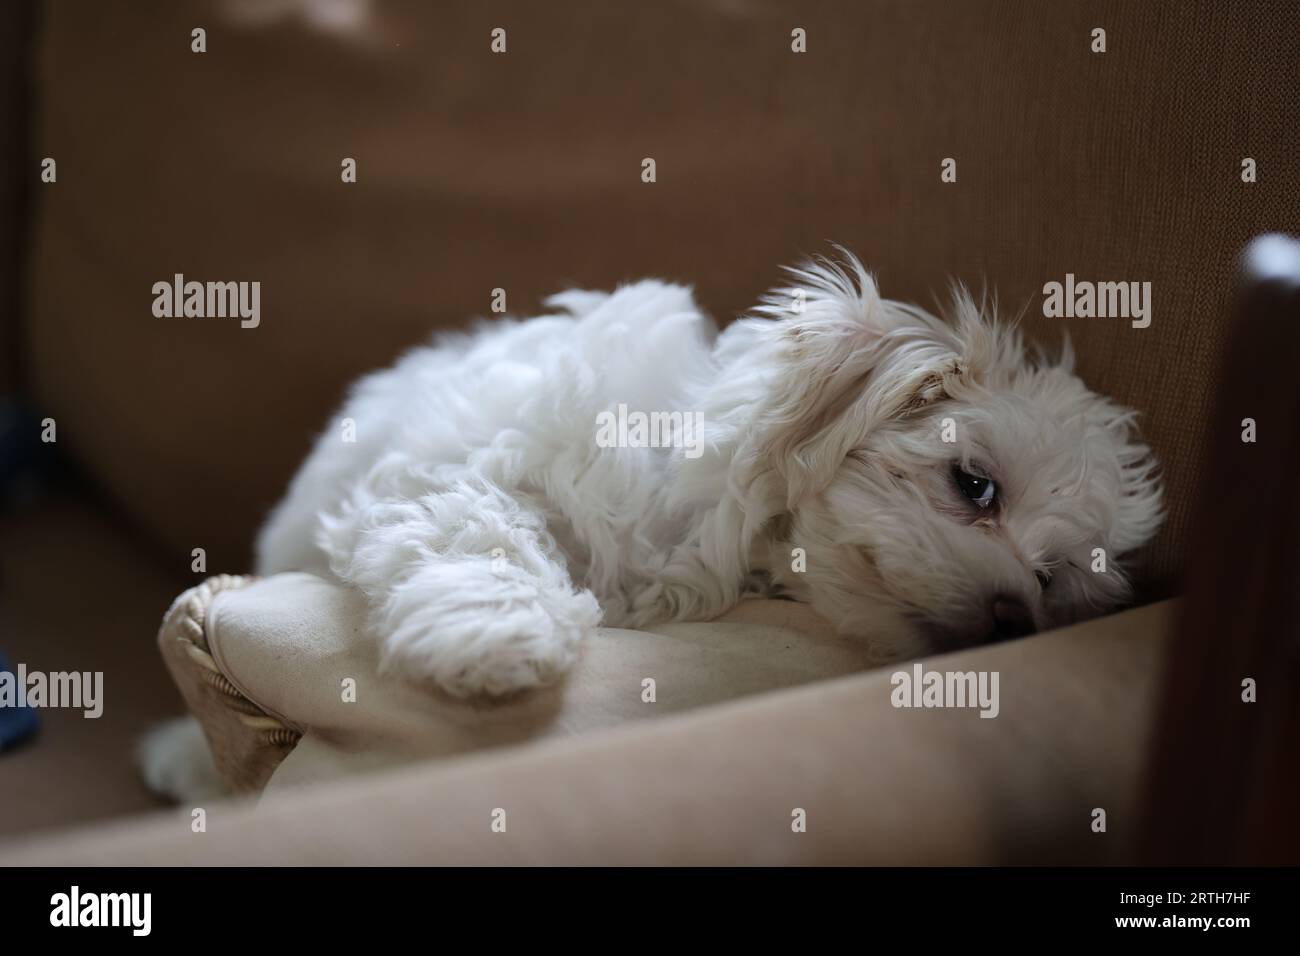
989,596 -> 1036,640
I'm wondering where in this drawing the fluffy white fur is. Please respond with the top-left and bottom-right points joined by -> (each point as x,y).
254,249 -> 1162,692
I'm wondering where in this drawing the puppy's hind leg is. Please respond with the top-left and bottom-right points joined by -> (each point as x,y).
325,480 -> 602,698
137,716 -> 230,804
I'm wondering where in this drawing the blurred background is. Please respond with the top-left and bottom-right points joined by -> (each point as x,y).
1,0 -> 1297,837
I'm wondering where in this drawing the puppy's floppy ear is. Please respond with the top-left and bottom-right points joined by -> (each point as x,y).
743,251 -> 962,506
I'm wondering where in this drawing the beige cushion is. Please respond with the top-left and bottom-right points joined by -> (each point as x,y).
160,573 -> 878,794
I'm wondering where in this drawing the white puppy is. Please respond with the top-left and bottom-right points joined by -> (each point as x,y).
143,251 -> 1162,796
258,249 -> 1162,685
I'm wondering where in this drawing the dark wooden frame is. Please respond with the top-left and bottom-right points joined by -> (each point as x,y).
1139,234 -> 1300,864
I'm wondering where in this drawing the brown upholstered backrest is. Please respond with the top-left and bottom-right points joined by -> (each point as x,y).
24,0 -> 1300,589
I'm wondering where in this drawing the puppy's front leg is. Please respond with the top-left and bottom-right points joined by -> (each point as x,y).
325,480 -> 601,698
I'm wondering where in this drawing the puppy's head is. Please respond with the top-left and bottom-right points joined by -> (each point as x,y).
740,252 -> 1162,657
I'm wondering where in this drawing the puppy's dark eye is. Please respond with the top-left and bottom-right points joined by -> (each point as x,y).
1035,569 -> 1052,590
952,465 -> 996,509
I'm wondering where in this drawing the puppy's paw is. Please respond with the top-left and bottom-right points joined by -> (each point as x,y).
377,559 -> 602,698
137,716 -> 229,804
